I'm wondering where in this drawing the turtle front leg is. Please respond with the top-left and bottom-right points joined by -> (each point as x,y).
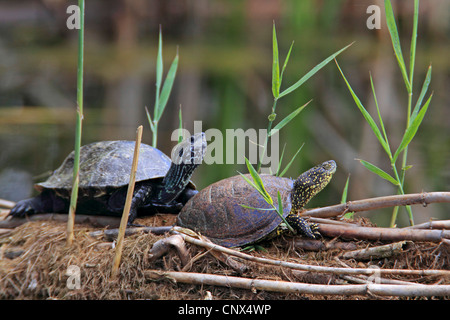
8,197 -> 42,218
285,214 -> 320,239
126,184 -> 152,225
8,189 -> 68,218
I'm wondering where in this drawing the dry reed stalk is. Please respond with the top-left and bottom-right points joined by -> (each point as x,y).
146,270 -> 450,297
172,227 -> 450,277
305,192 -> 450,218
0,199 -> 15,209
89,226 -> 171,241
405,220 -> 450,230
0,213 -> 121,229
340,241 -> 406,260
318,223 -> 450,242
291,239 -> 358,251
111,125 -> 143,277
340,274 -> 425,286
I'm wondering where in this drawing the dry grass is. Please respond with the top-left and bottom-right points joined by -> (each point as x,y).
0,213 -> 448,300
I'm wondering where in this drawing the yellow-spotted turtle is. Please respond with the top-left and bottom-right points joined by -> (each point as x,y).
176,160 -> 336,247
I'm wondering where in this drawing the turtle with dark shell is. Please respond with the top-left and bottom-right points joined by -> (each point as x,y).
176,160 -> 336,247
8,133 -> 206,224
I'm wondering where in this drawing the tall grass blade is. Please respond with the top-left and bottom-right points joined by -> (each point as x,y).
156,51 -> 179,121
276,190 -> 294,232
411,65 -> 432,124
358,159 -> 399,186
244,157 -> 273,205
145,106 -> 156,132
178,105 -> 183,143
341,175 -> 354,219
393,93 -> 433,163
276,191 -> 283,218
241,159 -> 294,233
272,23 -> 280,98
238,172 -> 272,206
384,0 -> 411,92
278,43 -> 352,99
239,205 -> 275,211
341,175 -> 350,204
155,27 -> 163,113
276,144 -> 287,177
409,0 -> 419,85
336,60 -> 390,156
280,41 -> 294,86
269,100 -> 311,137
278,143 -> 304,177
369,73 -> 392,159
277,191 -> 294,233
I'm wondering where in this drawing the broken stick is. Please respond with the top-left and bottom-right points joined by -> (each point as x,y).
111,125 -> 143,277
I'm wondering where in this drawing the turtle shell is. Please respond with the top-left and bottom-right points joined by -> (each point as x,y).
36,140 -> 194,194
177,174 -> 293,247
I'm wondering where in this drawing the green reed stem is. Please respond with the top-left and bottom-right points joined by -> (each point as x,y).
67,0 -> 84,245
388,0 -> 419,227
257,98 -> 278,172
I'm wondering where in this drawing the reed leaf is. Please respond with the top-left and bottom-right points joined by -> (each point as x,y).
178,105 -> 183,143
241,158 -> 294,233
342,175 -> 353,219
370,73 -> 392,159
276,144 -> 287,177
239,205 -> 275,211
238,172 -> 273,206
384,0 -> 411,92
336,60 -> 390,157
278,143 -> 304,177
154,27 -> 163,116
409,0 -> 419,86
277,190 -> 294,233
341,175 -> 350,204
411,65 -> 432,124
272,23 -> 280,99
269,100 -> 311,137
156,51 -> 179,121
280,41 -> 294,86
358,159 -> 399,186
145,106 -> 156,132
277,191 -> 284,220
393,93 -> 433,163
244,157 -> 273,205
278,43 -> 352,99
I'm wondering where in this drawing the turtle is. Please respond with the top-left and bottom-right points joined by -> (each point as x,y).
8,132 -> 207,224
176,160 -> 336,247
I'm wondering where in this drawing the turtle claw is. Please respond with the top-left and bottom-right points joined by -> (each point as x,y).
310,222 -> 322,239
285,215 -> 320,239
8,199 -> 36,218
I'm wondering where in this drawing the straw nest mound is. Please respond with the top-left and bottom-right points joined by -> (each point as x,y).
0,212 -> 448,300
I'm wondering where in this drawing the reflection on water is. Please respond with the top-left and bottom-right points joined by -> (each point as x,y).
0,1 -> 449,226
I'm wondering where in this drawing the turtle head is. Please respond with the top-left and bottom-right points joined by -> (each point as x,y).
159,133 -> 207,203
291,160 -> 336,211
170,132 -> 207,167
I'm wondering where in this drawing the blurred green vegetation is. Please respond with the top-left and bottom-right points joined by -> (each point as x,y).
0,0 -> 448,226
